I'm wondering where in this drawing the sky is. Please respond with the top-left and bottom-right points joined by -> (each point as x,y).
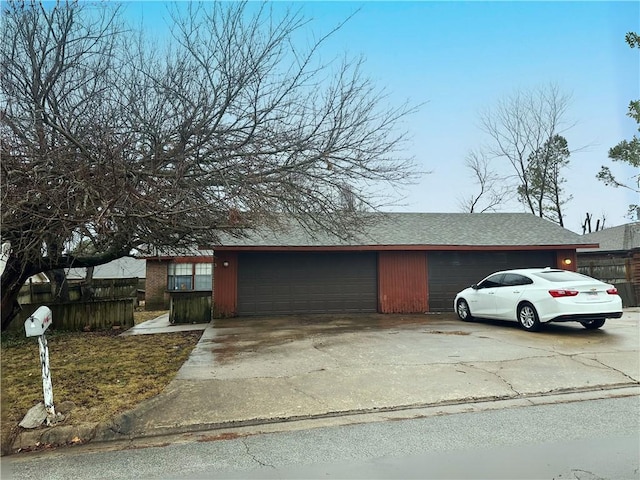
126,0 -> 639,233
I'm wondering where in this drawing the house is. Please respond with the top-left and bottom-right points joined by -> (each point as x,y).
577,222 -> 640,307
145,212 -> 599,317
65,256 -> 146,281
66,256 -> 147,305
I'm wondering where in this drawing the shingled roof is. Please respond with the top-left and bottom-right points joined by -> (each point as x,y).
579,222 -> 640,253
215,212 -> 596,249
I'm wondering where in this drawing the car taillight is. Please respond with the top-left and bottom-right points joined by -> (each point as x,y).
606,288 -> 618,295
548,289 -> 579,298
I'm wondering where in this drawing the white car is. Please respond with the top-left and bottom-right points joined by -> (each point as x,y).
453,268 -> 623,332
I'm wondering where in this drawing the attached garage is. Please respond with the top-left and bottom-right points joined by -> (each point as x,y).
207,213 -> 598,318
237,252 -> 377,315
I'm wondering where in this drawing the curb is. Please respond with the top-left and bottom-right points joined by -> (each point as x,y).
10,383 -> 640,455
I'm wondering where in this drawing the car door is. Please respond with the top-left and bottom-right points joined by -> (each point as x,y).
493,273 -> 532,320
469,274 -> 504,318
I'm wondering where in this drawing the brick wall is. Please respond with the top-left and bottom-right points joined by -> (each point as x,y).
145,260 -> 169,310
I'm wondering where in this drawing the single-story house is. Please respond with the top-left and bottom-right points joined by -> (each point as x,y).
145,212 -> 600,317
577,222 -> 640,307
65,256 -> 147,281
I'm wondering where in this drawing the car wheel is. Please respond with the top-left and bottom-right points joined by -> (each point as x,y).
517,302 -> 541,332
581,319 -> 606,330
456,299 -> 473,321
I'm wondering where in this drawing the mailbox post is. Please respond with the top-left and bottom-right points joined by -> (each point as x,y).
24,306 -> 57,425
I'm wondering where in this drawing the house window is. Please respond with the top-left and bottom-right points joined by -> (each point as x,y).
168,263 -> 212,291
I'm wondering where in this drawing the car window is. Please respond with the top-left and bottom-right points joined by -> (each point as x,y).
531,270 -> 592,283
502,273 -> 533,286
478,274 -> 504,288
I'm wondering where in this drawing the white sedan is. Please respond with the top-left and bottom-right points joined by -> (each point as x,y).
453,268 -> 623,332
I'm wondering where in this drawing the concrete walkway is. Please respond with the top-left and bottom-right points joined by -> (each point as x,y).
119,313 -> 210,335
12,309 -> 640,452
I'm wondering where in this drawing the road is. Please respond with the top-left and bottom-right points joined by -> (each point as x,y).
3,395 -> 638,480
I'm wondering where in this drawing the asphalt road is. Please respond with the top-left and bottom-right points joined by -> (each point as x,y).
3,395 -> 639,480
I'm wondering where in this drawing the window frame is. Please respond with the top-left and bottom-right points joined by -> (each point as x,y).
167,262 -> 212,291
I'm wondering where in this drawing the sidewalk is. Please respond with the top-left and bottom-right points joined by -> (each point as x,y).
12,309 -> 640,452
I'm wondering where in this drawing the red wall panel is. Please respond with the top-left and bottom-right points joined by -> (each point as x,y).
212,252 -> 238,317
378,251 -> 428,313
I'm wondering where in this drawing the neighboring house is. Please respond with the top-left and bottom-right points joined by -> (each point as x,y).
65,256 -> 147,281
145,212 -> 600,317
66,256 -> 147,305
577,222 -> 640,307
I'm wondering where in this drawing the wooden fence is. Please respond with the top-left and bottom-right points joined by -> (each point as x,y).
8,299 -> 135,333
18,278 -> 140,304
578,256 -> 637,307
9,278 -> 139,333
169,291 -> 212,324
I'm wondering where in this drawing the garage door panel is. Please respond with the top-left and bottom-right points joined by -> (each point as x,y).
428,251 -> 556,312
238,252 -> 377,315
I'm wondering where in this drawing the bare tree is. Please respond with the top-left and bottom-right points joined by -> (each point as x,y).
0,1 -> 418,330
479,84 -> 574,223
581,213 -> 606,234
457,149 -> 513,213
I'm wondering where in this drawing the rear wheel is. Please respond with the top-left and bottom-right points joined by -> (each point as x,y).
517,303 -> 541,332
581,319 -> 606,330
456,299 -> 473,321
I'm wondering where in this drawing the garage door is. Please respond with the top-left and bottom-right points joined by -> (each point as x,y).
427,251 -> 556,311
237,252 -> 377,315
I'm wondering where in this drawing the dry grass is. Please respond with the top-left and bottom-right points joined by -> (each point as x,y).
133,309 -> 170,325
0,310 -> 201,454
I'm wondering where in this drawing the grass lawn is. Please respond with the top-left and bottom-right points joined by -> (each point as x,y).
0,311 -> 202,455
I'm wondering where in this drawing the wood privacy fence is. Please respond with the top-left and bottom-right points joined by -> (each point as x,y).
578,257 -> 638,307
10,278 -> 139,332
18,278 -> 139,304
169,291 -> 212,324
11,299 -> 134,333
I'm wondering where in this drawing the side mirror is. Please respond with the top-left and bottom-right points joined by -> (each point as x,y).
471,284 -> 479,290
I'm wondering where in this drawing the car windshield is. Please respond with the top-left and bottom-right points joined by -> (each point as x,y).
531,271 -> 593,283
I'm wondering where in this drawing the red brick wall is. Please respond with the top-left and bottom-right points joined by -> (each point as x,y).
145,260 -> 169,310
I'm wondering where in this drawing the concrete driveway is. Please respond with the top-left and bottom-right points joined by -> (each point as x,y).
96,309 -> 639,442
15,309 -> 639,451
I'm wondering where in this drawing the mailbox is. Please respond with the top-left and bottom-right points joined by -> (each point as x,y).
24,306 -> 53,337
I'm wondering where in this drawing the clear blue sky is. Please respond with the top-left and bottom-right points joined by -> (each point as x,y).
127,1 -> 639,232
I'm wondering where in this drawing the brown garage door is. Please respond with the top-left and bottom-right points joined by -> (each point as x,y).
237,252 -> 377,315
427,251 -> 557,311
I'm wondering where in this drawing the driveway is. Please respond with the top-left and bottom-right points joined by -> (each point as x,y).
15,309 -> 640,451
95,309 -> 640,442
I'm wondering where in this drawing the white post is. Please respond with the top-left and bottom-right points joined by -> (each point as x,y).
37,334 -> 56,424
24,306 -> 57,425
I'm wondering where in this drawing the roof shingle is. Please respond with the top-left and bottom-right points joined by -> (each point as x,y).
216,213 -> 594,248
579,222 -> 640,252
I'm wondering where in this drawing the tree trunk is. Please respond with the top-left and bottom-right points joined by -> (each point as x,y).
49,269 -> 70,302
0,255 -> 32,331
